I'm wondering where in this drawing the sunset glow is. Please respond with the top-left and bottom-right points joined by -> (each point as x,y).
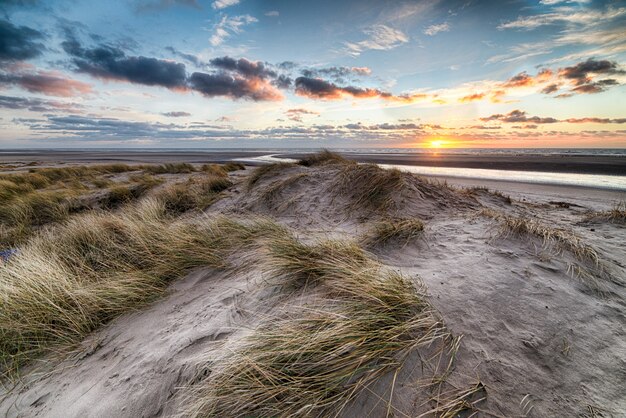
0,1 -> 624,148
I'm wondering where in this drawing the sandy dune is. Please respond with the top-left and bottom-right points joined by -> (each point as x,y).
1,162 -> 624,417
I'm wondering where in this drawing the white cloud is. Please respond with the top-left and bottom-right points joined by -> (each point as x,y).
209,14 -> 258,46
498,6 -> 626,30
424,22 -> 450,36
211,0 -> 239,10
265,11 -> 279,17
343,25 -> 408,57
539,0 -> 590,5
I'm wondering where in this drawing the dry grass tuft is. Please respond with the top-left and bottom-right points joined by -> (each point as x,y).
246,163 -> 295,190
144,162 -> 196,174
222,162 -> 246,172
583,201 -> 626,225
335,163 -> 405,212
421,381 -> 486,417
257,172 -> 309,209
480,209 -> 609,289
362,218 -> 425,247
298,150 -> 354,167
184,236 -> 449,418
154,174 -> 232,215
0,200 -> 286,376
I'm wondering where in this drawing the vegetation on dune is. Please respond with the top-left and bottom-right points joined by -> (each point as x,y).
185,236 -> 449,418
481,209 -> 609,289
583,201 -> 626,224
336,163 -> 405,211
0,198 -> 284,376
143,162 -> 196,174
154,174 -> 233,215
246,162 -> 295,190
298,150 -> 354,167
362,218 -> 425,247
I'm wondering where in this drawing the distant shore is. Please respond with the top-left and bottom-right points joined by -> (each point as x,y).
276,152 -> 626,176
2,149 -> 625,176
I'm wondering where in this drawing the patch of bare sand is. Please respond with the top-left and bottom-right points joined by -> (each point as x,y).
1,162 -> 624,417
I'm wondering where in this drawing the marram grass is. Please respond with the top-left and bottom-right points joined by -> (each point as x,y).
183,236 -> 449,418
0,198 -> 285,377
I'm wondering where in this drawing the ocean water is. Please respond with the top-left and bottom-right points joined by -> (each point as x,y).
234,150 -> 626,192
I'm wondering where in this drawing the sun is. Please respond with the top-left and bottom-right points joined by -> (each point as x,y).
430,140 -> 444,148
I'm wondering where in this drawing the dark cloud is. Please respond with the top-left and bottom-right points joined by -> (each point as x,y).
0,19 -> 44,64
541,83 -> 559,94
572,79 -> 619,94
0,70 -> 92,96
285,108 -> 318,122
0,95 -> 83,112
162,111 -> 191,117
134,0 -> 201,12
209,56 -> 277,79
63,39 -> 187,89
565,117 -> 626,124
295,76 -> 429,102
295,77 -> 384,100
480,110 -> 558,124
558,59 -> 625,85
188,71 -> 282,101
165,46 -> 205,67
272,74 -> 292,89
300,66 -> 371,83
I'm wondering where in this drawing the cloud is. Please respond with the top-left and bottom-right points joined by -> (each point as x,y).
135,0 -> 200,12
503,69 -> 552,87
480,110 -> 626,124
212,0 -> 239,10
343,25 -> 408,56
62,39 -> 188,90
0,19 -> 44,64
480,110 -> 559,124
498,6 -> 626,31
558,58 -> 624,84
188,71 -> 282,101
294,76 -> 428,102
424,23 -> 449,36
265,11 -> 279,17
540,0 -> 590,4
300,66 -> 371,83
458,92 -> 485,102
0,94 -> 83,112
541,83 -> 560,94
557,58 -> 624,94
165,46 -> 205,67
162,111 -> 191,117
565,117 -> 626,124
0,70 -> 93,97
209,56 -> 276,79
285,108 -> 319,122
209,14 -> 257,46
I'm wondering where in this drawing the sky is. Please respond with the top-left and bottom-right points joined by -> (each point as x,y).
0,0 -> 625,149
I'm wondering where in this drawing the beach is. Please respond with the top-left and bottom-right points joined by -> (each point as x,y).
0,151 -> 624,417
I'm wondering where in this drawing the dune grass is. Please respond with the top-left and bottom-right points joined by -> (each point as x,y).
298,150 -> 354,167
480,209 -> 608,289
583,201 -> 626,224
362,218 -> 425,247
143,162 -> 196,174
184,235 -> 448,418
0,198 -> 287,376
153,174 -> 232,215
336,163 -> 405,212
257,172 -> 309,209
246,163 -> 295,190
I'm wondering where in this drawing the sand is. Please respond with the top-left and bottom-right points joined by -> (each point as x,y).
0,160 -> 625,417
